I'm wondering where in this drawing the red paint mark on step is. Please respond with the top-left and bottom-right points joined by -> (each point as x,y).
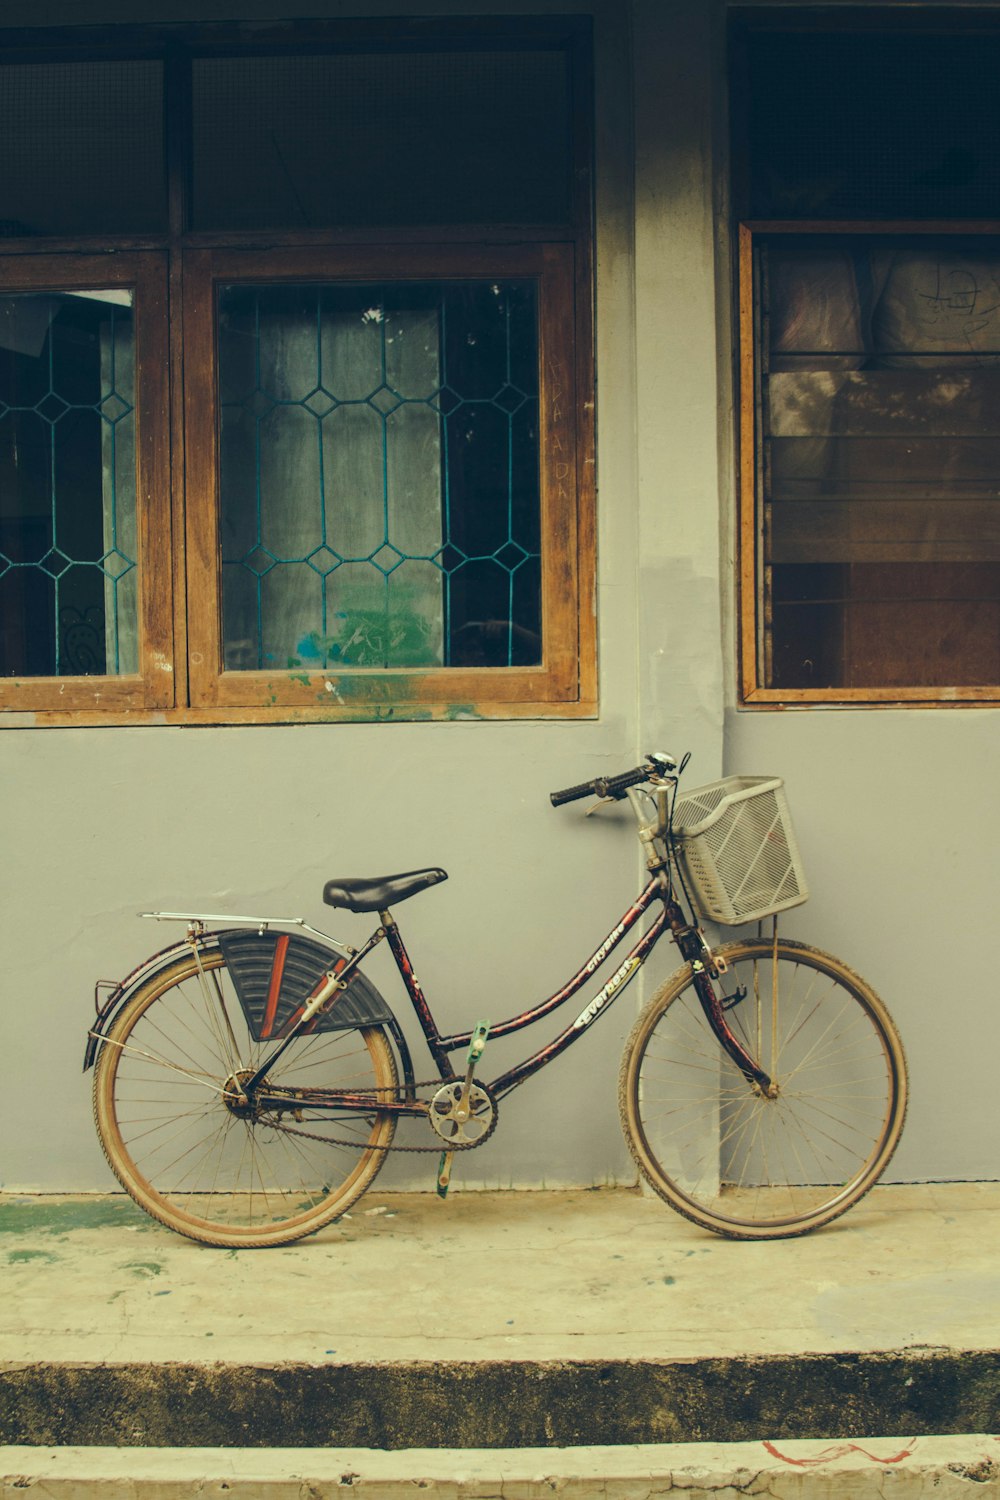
762,1440 -> 917,1468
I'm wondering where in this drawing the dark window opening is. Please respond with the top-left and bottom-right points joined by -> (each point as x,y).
744,31 -> 1000,221
0,60 -> 165,237
192,50 -> 571,230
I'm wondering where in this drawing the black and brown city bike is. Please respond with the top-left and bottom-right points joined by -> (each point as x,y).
85,753 -> 907,1247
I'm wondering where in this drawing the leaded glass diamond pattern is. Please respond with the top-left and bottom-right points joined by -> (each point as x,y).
494,540 -> 529,571
100,392 -> 133,424
218,279 -> 541,672
370,543 -> 405,576
436,544 -> 466,573
303,389 -> 338,418
306,546 -> 342,575
36,392 -> 69,423
434,387 -> 463,416
367,386 -> 401,416
492,383 -> 527,414
243,546 -> 278,577
0,290 -> 139,678
40,548 -> 72,578
100,549 -> 135,580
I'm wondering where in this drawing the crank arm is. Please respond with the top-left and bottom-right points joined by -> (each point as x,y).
435,1020 -> 489,1199
437,1151 -> 454,1197
452,1019 -> 490,1124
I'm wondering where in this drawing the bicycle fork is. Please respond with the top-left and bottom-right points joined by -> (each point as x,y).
670,917 -> 776,1097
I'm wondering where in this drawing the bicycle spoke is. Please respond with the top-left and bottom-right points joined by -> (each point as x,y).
622,939 -> 905,1237
94,945 -> 399,1245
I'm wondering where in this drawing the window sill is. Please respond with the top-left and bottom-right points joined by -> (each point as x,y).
0,695 -> 599,728
739,685 -> 1000,709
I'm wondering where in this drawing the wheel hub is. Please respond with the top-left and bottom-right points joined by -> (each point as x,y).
222,1068 -> 259,1119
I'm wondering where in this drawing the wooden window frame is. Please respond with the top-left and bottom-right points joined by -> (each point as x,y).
738,220 -> 1000,708
0,251 -> 172,717
0,17 -> 596,726
183,241 -> 592,720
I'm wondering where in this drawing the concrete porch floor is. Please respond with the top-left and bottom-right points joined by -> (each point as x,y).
2,1184 -> 999,1492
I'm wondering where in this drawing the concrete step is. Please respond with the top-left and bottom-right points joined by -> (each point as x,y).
4,1437 -> 1000,1498
4,1351 -> 1000,1448
3,1186 -> 1000,1453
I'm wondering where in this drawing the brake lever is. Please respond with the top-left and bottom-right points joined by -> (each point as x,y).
584,797 -> 617,818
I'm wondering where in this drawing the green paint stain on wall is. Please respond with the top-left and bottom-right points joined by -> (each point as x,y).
7,1248 -> 59,1264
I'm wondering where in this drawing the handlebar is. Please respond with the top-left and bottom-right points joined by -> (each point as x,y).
549,752 -> 677,808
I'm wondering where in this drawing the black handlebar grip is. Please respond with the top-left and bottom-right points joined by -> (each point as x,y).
549,779 -> 599,807
602,765 -> 652,799
549,763 -> 650,807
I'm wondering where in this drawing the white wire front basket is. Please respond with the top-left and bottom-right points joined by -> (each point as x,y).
670,775 -> 809,926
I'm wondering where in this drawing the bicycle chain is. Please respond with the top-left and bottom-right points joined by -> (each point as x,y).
262,1076 -> 499,1155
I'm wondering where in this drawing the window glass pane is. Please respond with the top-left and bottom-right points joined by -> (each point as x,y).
0,290 -> 137,677
760,239 -> 1000,689
745,32 -> 1000,219
0,61 -> 165,236
217,280 -> 541,672
192,52 -> 570,229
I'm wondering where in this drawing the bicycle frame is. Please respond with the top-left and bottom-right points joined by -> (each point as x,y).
389,879 -> 671,1097
243,872 -> 772,1114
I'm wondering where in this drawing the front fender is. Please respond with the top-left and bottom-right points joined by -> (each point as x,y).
83,933 -> 221,1072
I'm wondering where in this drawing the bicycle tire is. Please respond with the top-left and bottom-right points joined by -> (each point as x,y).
93,944 -> 398,1247
619,938 -> 907,1239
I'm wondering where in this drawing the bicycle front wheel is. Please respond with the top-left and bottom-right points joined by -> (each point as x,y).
619,938 -> 907,1239
93,945 -> 398,1247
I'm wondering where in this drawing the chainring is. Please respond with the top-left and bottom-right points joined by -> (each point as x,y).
428,1079 -> 497,1147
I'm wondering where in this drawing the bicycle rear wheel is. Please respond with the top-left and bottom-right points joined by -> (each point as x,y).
619,938 -> 907,1239
93,944 -> 398,1247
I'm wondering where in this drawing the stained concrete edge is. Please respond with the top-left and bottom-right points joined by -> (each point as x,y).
3,1437 -> 1000,1498
4,1352 -> 1000,1448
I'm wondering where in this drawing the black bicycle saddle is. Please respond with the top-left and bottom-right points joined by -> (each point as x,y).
322,868 -> 449,913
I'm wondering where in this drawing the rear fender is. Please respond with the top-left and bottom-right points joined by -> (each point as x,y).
83,932 -> 414,1095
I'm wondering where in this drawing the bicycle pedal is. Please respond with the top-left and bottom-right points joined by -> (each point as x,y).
436,1150 -> 454,1198
467,1020 -> 490,1065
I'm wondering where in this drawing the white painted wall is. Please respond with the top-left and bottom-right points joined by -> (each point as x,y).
3,0 -> 996,1199
712,0 -> 1000,1183
723,710 -> 1000,1182
5,724 -> 652,1191
2,0 -> 731,1194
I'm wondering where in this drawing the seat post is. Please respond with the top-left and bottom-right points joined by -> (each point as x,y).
379,907 -> 456,1079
